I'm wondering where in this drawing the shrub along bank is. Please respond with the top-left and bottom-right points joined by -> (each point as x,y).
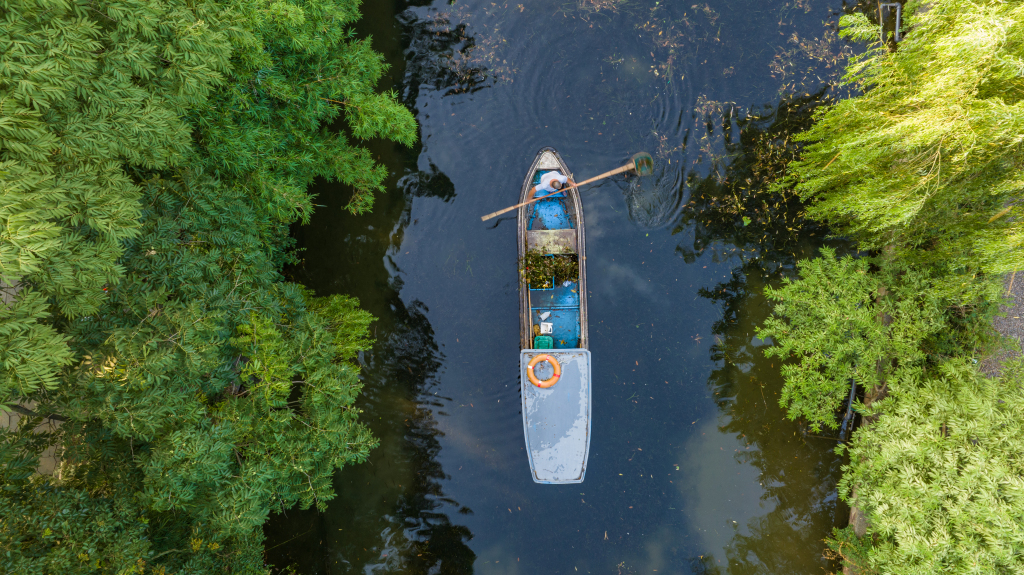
755,1 -> 1024,572
0,0 -> 415,572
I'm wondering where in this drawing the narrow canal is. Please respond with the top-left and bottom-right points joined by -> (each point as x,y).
267,1 -> 868,573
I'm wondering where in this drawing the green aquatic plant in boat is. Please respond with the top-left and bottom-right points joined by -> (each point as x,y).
520,250 -> 579,289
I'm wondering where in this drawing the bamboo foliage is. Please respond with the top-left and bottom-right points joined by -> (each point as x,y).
193,0 -> 417,218
748,1 -> 1024,572
835,358 -> 1024,573
760,249 -> 1012,572
0,0 -> 234,307
0,0 -> 234,402
0,288 -> 73,399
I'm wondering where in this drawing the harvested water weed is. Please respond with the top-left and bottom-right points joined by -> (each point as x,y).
521,249 -> 579,288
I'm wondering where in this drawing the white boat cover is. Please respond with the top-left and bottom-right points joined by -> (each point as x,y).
520,349 -> 592,483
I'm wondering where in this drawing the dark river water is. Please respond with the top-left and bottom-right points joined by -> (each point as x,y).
266,1 -> 868,573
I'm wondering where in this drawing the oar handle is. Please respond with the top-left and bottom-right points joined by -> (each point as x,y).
570,162 -> 633,188
479,161 -> 634,222
480,188 -> 564,221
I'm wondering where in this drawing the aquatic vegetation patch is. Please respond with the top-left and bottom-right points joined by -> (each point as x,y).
432,4 -> 519,86
690,3 -> 719,26
672,92 -> 833,269
635,6 -> 694,81
686,95 -> 743,180
521,250 -> 579,288
769,29 -> 853,96
578,0 -> 630,17
399,10 -> 489,98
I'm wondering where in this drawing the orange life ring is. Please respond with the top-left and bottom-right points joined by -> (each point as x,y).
527,354 -> 561,388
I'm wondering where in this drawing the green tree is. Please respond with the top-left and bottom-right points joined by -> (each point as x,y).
0,0 -> 235,401
192,0 -> 417,218
757,248 -> 1001,432
830,358 -> 1024,574
1,0 -> 416,571
788,0 -> 1024,297
752,1 -> 1024,571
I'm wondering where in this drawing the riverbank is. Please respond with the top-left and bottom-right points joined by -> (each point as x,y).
980,272 -> 1024,376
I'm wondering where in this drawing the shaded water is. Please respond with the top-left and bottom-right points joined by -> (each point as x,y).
267,0 -> 869,573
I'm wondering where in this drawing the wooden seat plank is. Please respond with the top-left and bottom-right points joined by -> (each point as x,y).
527,229 -> 577,255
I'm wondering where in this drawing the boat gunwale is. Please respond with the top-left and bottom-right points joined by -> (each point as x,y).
517,147 -> 591,484
517,147 -> 588,351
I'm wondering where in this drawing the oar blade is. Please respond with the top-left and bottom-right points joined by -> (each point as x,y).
631,152 -> 654,176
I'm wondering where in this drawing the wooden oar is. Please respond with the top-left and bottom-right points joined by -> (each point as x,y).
480,152 -> 653,222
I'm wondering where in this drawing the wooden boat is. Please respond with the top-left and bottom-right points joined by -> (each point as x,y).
518,147 -> 591,484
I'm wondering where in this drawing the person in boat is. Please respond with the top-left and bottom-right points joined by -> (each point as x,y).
529,171 -> 576,199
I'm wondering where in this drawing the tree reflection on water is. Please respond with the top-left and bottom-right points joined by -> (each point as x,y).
264,293 -> 475,574
679,92 -> 857,574
267,60 -> 473,575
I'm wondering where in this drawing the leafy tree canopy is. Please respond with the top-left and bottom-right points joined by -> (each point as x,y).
0,0 -> 235,401
193,0 -> 417,219
752,0 -> 1024,571
788,0 -> 1024,298
757,248 -> 1002,433
0,0 -> 233,316
1,0 -> 415,571
831,358 -> 1024,574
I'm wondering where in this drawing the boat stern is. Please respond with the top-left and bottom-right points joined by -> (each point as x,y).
520,349 -> 592,484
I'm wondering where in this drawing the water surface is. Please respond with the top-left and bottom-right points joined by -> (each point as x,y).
267,1 -> 867,573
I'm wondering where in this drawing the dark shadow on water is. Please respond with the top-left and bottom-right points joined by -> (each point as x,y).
399,163 -> 456,204
676,92 -> 857,574
397,10 -> 489,105
264,292 -> 476,574
265,20 -> 473,575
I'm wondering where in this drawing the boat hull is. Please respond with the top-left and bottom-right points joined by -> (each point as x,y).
518,148 -> 591,484
518,148 -> 588,350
